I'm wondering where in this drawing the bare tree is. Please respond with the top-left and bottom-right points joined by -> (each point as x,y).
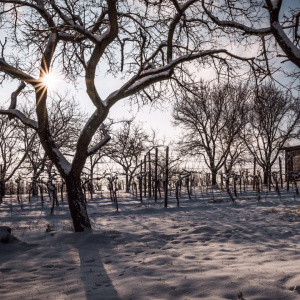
0,1 -> 255,231
84,132 -> 108,182
105,119 -> 155,192
242,82 -> 300,186
223,140 -> 248,175
48,94 -> 86,155
84,120 -> 114,181
173,81 -> 249,185
23,94 -> 86,194
26,142 -> 47,196
201,0 -> 300,85
0,115 -> 34,198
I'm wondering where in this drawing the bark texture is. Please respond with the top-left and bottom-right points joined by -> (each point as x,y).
65,177 -> 91,232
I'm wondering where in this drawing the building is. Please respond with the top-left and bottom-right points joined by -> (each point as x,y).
281,145 -> 300,179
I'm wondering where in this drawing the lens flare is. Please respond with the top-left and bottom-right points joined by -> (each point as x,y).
42,72 -> 58,89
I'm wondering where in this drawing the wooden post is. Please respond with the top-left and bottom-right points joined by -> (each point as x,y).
233,175 -> 237,197
61,180 -> 64,202
268,166 -> 272,191
279,156 -> 283,189
220,171 -> 223,189
253,157 -> 256,190
0,164 -> 3,202
164,146 -> 169,208
286,152 -> 291,191
148,151 -> 152,198
239,171 -> 242,193
140,160 -> 143,202
155,147 -> 158,201
144,155 -> 147,196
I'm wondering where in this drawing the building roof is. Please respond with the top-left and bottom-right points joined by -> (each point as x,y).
280,145 -> 300,151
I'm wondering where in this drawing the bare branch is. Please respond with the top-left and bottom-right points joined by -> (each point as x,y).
0,58 -> 37,86
9,81 -> 26,111
0,109 -> 38,130
87,124 -> 111,156
201,0 -> 272,36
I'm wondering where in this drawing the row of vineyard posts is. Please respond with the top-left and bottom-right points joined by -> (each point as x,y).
129,149 -> 300,206
133,146 -> 170,207
1,150 -> 300,208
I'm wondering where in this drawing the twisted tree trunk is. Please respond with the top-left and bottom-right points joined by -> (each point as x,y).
65,176 -> 91,232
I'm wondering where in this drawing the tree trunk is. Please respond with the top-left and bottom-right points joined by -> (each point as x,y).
211,170 -> 217,186
125,172 -> 130,193
0,180 -> 5,200
0,180 -> 5,196
32,181 -> 38,196
90,165 -> 93,181
263,165 -> 271,186
65,177 -> 91,232
263,171 -> 267,185
128,173 -> 134,194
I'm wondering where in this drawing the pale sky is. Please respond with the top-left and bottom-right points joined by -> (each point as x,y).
0,1 -> 299,145
0,58 -> 298,145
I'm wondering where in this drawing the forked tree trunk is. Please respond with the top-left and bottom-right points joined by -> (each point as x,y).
65,177 -> 91,232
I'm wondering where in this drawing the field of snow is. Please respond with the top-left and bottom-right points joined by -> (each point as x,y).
1,187 -> 300,300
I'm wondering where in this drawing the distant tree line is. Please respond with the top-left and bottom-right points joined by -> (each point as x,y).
173,81 -> 300,186
1,80 -> 299,197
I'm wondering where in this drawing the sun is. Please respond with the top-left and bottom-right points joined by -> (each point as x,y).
42,72 -> 58,90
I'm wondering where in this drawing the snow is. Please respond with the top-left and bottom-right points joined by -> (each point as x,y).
272,21 -> 300,60
1,187 -> 300,299
95,29 -> 110,43
52,147 -> 72,175
270,0 -> 280,9
0,109 -> 38,129
126,70 -> 172,93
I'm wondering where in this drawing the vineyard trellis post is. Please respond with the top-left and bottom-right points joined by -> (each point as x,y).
0,164 -> 4,201
144,155 -> 147,197
140,160 -> 143,202
279,157 -> 283,189
253,158 -> 256,190
239,171 -> 242,194
61,180 -> 65,202
155,147 -> 158,201
220,171 -> 223,190
164,146 -> 169,208
148,151 -> 152,198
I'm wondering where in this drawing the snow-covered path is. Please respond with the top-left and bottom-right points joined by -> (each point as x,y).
1,188 -> 300,299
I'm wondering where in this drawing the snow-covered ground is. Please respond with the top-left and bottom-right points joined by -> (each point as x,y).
1,187 -> 300,300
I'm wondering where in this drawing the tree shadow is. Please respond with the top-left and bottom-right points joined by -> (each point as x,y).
0,228 -> 121,300
63,230 -> 121,300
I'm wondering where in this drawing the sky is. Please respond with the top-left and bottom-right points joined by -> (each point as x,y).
0,1 -> 299,145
